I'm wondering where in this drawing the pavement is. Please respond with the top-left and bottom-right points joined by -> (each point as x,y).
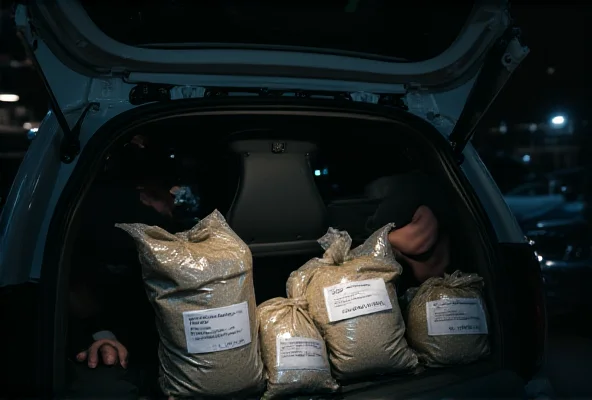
545,315 -> 592,398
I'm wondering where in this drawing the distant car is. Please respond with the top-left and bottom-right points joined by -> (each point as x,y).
504,177 -> 584,224
508,175 -> 589,318
524,217 -> 592,318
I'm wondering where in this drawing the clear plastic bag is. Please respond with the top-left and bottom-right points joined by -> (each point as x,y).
117,210 -> 264,398
258,297 -> 339,399
287,226 -> 419,381
405,270 -> 490,367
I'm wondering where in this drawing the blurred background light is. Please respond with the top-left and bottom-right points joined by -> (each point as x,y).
0,93 -> 19,102
551,115 -> 566,126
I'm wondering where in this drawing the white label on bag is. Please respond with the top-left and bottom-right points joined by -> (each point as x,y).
276,337 -> 328,371
182,302 -> 251,354
323,278 -> 392,323
426,298 -> 488,336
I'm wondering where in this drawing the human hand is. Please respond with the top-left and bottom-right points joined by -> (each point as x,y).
387,205 -> 438,255
387,205 -> 449,282
139,186 -> 175,217
76,338 -> 128,369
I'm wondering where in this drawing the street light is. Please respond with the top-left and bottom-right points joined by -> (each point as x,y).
551,115 -> 566,126
0,94 -> 19,102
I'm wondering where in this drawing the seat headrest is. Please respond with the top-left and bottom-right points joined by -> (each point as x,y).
226,140 -> 328,255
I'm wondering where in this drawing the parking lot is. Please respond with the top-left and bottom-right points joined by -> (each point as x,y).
546,317 -> 592,398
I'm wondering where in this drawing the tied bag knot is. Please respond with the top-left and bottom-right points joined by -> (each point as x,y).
319,228 -> 353,265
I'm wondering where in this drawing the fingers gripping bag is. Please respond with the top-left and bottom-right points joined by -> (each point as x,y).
286,225 -> 419,381
258,298 -> 339,399
116,210 -> 264,398
405,270 -> 490,367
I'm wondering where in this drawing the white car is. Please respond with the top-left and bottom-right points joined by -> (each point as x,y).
504,181 -> 568,222
504,178 -> 585,224
0,1 -> 547,398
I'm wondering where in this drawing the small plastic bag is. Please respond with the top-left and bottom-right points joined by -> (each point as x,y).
287,226 -> 419,381
405,270 -> 490,367
116,210 -> 264,398
258,297 -> 339,399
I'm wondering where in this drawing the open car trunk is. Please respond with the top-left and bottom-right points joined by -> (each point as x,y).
45,100 -> 527,399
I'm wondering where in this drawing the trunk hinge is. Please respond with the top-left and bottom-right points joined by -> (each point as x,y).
449,27 -> 529,164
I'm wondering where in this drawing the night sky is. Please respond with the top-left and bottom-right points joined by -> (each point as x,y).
488,5 -> 592,125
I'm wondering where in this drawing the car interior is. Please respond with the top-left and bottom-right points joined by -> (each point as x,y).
63,112 -> 502,397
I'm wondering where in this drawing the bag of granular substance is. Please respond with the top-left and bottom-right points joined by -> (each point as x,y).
287,226 -> 419,381
258,298 -> 339,399
405,270 -> 490,367
116,210 -> 264,398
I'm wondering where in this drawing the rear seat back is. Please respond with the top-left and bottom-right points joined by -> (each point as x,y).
227,140 -> 328,257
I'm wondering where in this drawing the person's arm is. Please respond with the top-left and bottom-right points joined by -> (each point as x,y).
68,187 -> 133,367
92,330 -> 118,341
68,262 -> 128,368
68,289 -> 129,368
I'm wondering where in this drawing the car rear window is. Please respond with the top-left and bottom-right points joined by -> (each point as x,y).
79,0 -> 474,61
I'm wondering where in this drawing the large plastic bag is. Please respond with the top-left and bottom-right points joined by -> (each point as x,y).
405,270 -> 490,367
258,298 -> 339,399
286,226 -> 419,381
116,210 -> 264,398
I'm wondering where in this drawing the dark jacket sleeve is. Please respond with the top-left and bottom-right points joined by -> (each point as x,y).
68,186 -> 162,360
67,251 -> 122,358
67,312 -> 113,358
68,202 -> 129,356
